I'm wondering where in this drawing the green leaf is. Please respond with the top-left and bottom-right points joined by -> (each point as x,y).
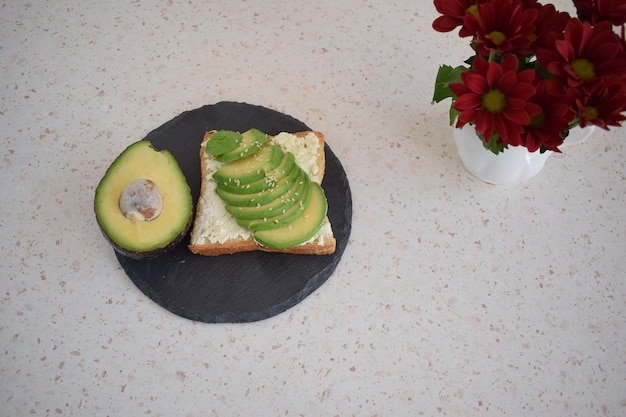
448,107 -> 460,126
205,130 -> 242,156
480,131 -> 508,155
432,65 -> 466,104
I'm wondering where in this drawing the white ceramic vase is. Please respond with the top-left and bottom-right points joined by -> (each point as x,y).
453,123 -> 595,184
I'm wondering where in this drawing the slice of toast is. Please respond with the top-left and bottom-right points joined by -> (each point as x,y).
188,130 -> 336,256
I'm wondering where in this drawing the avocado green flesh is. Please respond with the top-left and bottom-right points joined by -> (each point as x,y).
205,130 -> 242,156
217,150 -> 293,194
237,173 -> 311,231
213,145 -> 283,188
215,155 -> 299,207
253,182 -> 327,249
216,128 -> 267,163
94,140 -> 192,259
225,168 -> 306,221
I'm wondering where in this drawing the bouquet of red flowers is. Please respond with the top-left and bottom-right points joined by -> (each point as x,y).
431,0 -> 626,154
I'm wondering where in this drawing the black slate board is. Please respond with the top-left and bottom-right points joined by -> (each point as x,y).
115,102 -> 352,323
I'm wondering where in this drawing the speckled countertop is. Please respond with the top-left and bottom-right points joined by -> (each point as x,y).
1,1 -> 624,416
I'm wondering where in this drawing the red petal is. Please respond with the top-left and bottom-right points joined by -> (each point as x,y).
536,48 -> 562,68
454,94 -> 482,110
525,102 -> 543,116
501,55 -> 519,73
509,84 -> 536,101
472,56 -> 489,76
502,106 -> 531,124
457,109 -> 478,125
465,74 -> 488,94
498,71 -> 518,92
486,63 -> 504,88
516,69 -> 537,84
475,111 -> 496,141
433,16 -> 461,33
555,39 -> 574,61
496,117 -> 523,146
504,97 -> 526,111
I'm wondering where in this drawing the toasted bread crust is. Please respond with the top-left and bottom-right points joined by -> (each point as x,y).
188,130 -> 336,256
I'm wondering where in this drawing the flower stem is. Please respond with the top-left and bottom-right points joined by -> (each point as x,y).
488,50 -> 497,63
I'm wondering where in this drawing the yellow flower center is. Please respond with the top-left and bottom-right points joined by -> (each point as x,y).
571,58 -> 596,81
488,30 -> 507,45
528,111 -> 546,128
482,89 -> 506,113
466,4 -> 479,18
584,106 -> 599,120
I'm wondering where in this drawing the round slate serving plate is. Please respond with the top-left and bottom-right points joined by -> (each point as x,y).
115,102 -> 352,323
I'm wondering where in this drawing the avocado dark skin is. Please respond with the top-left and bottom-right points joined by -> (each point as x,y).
95,211 -> 193,260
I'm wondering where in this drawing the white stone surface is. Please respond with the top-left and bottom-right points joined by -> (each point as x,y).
1,1 -> 624,416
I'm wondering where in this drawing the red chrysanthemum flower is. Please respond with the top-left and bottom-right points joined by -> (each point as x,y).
537,19 -> 626,95
522,3 -> 571,54
450,55 -> 542,146
575,78 -> 626,129
462,0 -> 538,56
521,78 -> 575,152
573,0 -> 626,26
432,0 -> 486,36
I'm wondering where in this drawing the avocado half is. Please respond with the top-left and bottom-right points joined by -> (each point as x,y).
94,140 -> 193,260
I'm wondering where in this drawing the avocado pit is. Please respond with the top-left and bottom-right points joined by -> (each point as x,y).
119,179 -> 163,221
